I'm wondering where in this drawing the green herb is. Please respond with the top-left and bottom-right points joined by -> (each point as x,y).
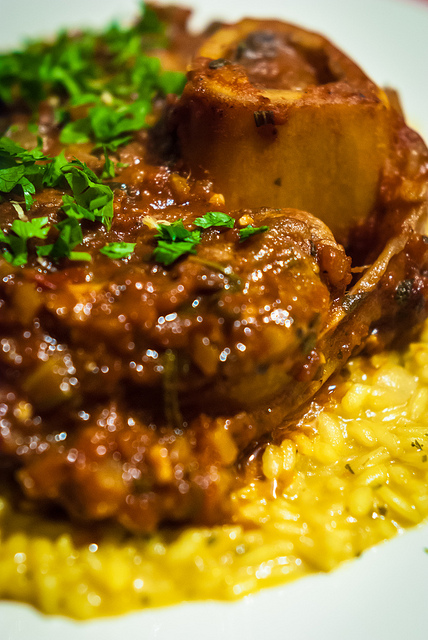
239,225 -> 269,242
0,138 -> 46,163
0,4 -> 170,108
0,139 -> 117,265
0,137 -> 48,209
61,160 -> 114,229
153,239 -> 198,266
103,5 -> 166,58
153,220 -> 200,266
42,150 -> 69,188
0,4 -> 186,154
100,242 -> 136,259
345,463 -> 355,474
93,100 -> 151,147
100,147 -> 116,180
411,439 -> 424,451
194,211 -> 235,229
156,220 -> 200,244
59,118 -> 92,145
0,216 -> 50,266
152,218 -> 270,266
0,34 -> 92,105
37,217 -> 91,261
157,70 -> 187,96
60,99 -> 151,149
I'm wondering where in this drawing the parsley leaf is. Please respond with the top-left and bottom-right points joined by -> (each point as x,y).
61,194 -> 97,221
59,117 -> 92,145
0,139 -> 117,265
9,217 -> 50,240
61,160 -> 114,229
60,100 -> 151,148
0,138 -> 46,163
157,70 -> 187,96
239,225 -> 269,242
0,216 -> 50,266
0,31 -> 97,107
194,211 -> 234,229
0,137 -> 48,209
100,147 -> 116,180
151,218 -> 270,266
152,221 -> 200,266
91,101 -> 150,141
1,4 -> 186,156
42,150 -> 69,188
100,242 -> 136,259
156,220 -> 200,244
37,217 -> 90,262
153,240 -> 198,266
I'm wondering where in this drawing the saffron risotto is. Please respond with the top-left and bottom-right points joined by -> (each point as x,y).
1,323 -> 428,618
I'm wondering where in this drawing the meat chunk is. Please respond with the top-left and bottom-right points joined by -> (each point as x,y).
1,180 -> 428,532
0,203 -> 353,530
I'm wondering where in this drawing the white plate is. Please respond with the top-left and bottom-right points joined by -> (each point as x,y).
1,0 -> 428,638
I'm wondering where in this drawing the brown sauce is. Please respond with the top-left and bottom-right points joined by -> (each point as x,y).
0,6 -> 428,540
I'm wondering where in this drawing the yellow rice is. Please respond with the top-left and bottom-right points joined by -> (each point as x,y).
2,322 -> 428,618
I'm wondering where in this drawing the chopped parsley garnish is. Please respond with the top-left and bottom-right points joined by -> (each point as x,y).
152,216 -> 270,266
42,150 -> 69,188
100,242 -> 136,259
239,225 -> 269,242
0,3 -> 186,153
37,217 -> 91,262
0,3 -> 269,271
0,138 -> 114,232
154,239 -> 198,266
0,216 -> 50,266
60,160 -> 114,229
156,220 -> 200,244
100,147 -> 116,180
0,139 -> 114,265
0,5 -> 171,106
60,99 -> 152,149
194,211 -> 234,229
0,135 -> 270,268
153,221 -> 200,266
152,216 -> 234,266
157,70 -> 187,96
0,138 -> 48,209
0,4 -> 190,267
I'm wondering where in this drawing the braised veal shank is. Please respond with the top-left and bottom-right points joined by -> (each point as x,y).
0,9 -> 427,531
